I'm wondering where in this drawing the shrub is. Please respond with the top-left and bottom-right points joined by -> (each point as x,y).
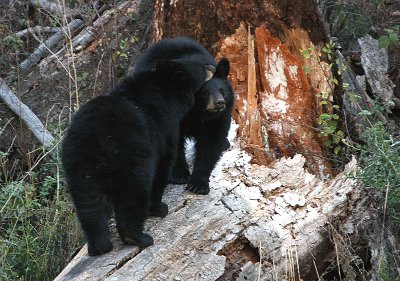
356,123 -> 400,221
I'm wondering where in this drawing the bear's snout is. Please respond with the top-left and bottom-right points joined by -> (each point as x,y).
214,97 -> 225,110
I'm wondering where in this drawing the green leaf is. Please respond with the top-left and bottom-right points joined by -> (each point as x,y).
359,110 -> 373,116
334,146 -> 341,155
303,66 -> 312,74
319,113 -> 332,120
379,35 -> 390,49
389,32 -> 398,42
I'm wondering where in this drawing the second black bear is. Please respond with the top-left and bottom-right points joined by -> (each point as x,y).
134,37 -> 234,195
61,59 -> 210,256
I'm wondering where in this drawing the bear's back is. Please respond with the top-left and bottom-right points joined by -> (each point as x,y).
134,37 -> 216,73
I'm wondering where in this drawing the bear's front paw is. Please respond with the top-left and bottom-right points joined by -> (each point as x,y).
169,169 -> 190,184
87,238 -> 113,256
150,202 -> 169,218
187,180 -> 210,195
122,232 -> 154,248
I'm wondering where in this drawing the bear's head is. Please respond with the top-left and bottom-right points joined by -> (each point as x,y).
155,59 -> 214,95
194,58 -> 233,116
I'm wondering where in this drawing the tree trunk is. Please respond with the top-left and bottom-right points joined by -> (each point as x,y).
152,0 -> 333,176
54,1 -> 381,280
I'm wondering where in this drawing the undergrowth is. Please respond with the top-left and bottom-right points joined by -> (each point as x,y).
0,151 -> 82,281
355,123 -> 400,222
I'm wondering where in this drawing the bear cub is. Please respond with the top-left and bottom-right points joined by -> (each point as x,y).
134,37 -> 234,195
61,59 -> 210,256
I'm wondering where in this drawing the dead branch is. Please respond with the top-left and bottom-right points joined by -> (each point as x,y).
0,78 -> 55,149
71,1 -> 134,52
16,26 -> 61,38
19,18 -> 84,74
29,0 -> 82,20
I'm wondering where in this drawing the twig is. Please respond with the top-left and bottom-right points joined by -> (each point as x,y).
16,26 -> 61,38
0,78 -> 55,149
19,18 -> 84,73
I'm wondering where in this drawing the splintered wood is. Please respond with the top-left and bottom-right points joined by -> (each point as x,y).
55,135 -> 366,280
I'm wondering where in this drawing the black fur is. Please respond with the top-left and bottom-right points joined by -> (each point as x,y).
134,37 -> 234,195
61,59 -> 208,256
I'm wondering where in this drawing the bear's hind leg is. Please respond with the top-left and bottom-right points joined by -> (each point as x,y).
150,157 -> 172,218
71,189 -> 113,256
113,171 -> 154,248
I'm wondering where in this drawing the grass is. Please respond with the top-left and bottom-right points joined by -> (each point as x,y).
356,123 -> 400,222
0,148 -> 83,281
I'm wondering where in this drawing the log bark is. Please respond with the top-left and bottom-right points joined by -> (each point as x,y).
0,78 -> 55,149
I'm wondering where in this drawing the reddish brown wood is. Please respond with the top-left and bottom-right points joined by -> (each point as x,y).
151,0 -> 332,174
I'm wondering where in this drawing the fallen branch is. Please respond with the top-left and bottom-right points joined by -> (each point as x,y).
71,1 -> 135,52
0,78 -> 55,149
29,0 -> 82,20
19,18 -> 84,73
16,26 -> 61,38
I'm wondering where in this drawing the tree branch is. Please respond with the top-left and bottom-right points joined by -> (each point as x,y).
16,26 -> 61,38
19,18 -> 84,73
29,0 -> 82,20
0,78 -> 55,149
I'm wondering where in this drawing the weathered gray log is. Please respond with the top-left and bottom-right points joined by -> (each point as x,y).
19,18 -> 84,73
357,35 -> 397,107
16,26 -> 61,38
29,0 -> 82,20
54,128 -> 375,280
0,78 -> 55,148
336,49 -> 387,137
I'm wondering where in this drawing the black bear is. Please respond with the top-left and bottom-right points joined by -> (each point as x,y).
61,59 -> 211,256
134,37 -> 234,195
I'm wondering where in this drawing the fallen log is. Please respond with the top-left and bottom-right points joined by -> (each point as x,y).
55,131 -> 377,280
29,0 -> 82,20
19,18 -> 84,74
16,26 -> 61,38
0,78 -> 55,149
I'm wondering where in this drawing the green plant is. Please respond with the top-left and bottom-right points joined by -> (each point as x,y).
113,33 -> 134,62
0,152 -> 82,280
356,123 -> 400,221
379,26 -> 399,49
301,41 -> 345,154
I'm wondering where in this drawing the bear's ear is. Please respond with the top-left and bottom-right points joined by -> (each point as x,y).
205,65 -> 215,81
215,58 -> 230,79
